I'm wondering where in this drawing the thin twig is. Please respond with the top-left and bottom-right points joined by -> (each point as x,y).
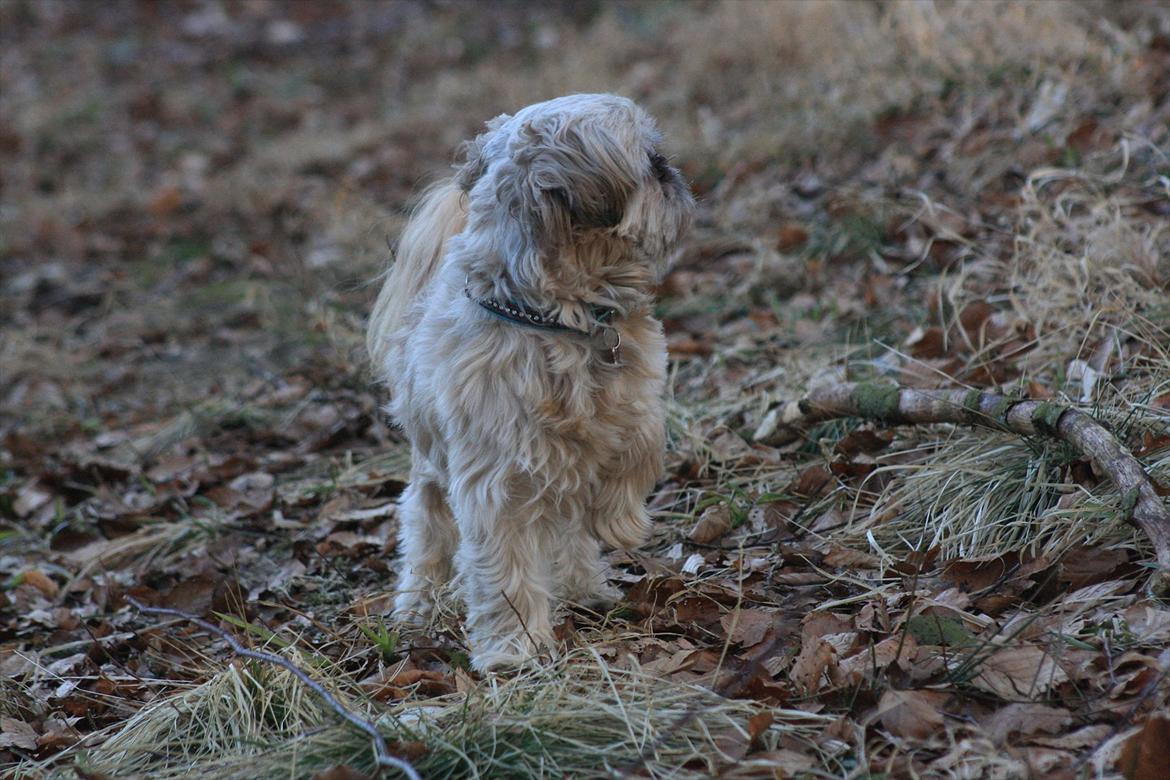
500,588 -> 551,665
125,597 -> 422,780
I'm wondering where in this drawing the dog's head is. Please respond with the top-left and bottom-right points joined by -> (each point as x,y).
455,94 -> 694,303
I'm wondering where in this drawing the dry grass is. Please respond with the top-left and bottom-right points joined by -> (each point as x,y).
49,648 -> 834,780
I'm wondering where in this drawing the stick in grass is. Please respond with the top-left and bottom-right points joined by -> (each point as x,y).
754,381 -> 1170,595
125,597 -> 422,780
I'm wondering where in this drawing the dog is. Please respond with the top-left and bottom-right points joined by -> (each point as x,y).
367,94 -> 694,670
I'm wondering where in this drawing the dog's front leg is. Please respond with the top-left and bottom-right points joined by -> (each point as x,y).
555,523 -> 622,611
453,498 -> 556,671
589,429 -> 663,551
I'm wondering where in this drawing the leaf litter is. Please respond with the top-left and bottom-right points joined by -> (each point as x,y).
2,1 -> 1169,778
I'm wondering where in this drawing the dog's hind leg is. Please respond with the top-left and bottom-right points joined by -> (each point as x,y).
392,467 -> 457,625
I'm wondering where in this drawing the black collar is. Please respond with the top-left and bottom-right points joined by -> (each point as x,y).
463,285 -> 622,365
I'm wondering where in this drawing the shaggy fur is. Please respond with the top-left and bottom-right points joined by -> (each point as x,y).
367,94 -> 694,670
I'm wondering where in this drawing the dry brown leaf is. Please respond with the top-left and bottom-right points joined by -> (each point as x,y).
721,608 -> 777,647
776,222 -> 809,251
875,689 -> 947,740
790,638 -> 838,693
801,610 -> 854,642
1029,724 -> 1113,749
823,543 -> 882,569
689,504 -> 732,544
666,333 -> 713,357
958,299 -> 995,342
808,505 -> 846,534
1020,746 -> 1076,776
642,648 -> 702,676
148,185 -> 183,217
35,717 -> 78,750
746,710 -> 773,743
348,591 -> 395,617
834,428 -> 894,456
707,429 -> 752,463
790,465 -> 833,498
1058,546 -> 1129,587
742,670 -> 789,704
1120,605 -> 1170,645
1119,715 -> 1170,780
970,645 -> 1068,699
906,326 -> 947,359
161,576 -> 216,616
20,568 -> 59,598
839,634 -> 914,684
980,703 -> 1072,744
0,717 -> 38,751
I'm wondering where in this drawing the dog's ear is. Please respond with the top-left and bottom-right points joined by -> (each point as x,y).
455,113 -> 510,192
508,117 -> 638,252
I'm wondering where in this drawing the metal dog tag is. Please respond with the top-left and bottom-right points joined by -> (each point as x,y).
596,326 -> 622,366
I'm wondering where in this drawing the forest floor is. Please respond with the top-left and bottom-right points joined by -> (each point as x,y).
2,1 -> 1169,778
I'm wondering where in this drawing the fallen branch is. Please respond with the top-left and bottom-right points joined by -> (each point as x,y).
125,597 -> 422,780
754,381 -> 1170,596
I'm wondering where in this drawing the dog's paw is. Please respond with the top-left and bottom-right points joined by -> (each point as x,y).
565,581 -> 623,612
470,633 -> 555,672
593,508 -> 652,550
391,590 -> 434,627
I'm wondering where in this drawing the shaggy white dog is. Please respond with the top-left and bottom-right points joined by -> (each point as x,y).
367,94 -> 694,670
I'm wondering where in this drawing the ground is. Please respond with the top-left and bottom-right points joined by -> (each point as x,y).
2,1 -> 1169,778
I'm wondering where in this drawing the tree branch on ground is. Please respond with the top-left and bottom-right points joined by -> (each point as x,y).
125,597 -> 422,780
755,381 -> 1170,596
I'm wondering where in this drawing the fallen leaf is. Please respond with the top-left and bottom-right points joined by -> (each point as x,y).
161,576 -> 216,616
790,639 -> 838,693
721,608 -> 777,647
906,326 -> 947,359
980,703 -> 1072,744
1058,546 -> 1129,588
35,717 -> 78,750
707,428 -> 752,463
148,185 -> 183,217
1029,724 -> 1112,749
834,428 -> 894,456
1119,714 -> 1170,780
875,689 -> 947,740
839,634 -> 915,684
1120,605 -> 1170,645
970,645 -> 1068,699
642,648 -> 703,676
13,481 -> 52,517
801,610 -> 854,641
746,710 -> 773,743
776,222 -> 809,251
689,504 -> 732,544
789,465 -> 833,498
958,299 -> 994,342
823,544 -> 882,569
20,568 -> 59,598
0,717 -> 38,750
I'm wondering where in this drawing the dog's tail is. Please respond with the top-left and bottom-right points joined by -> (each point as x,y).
367,179 -> 467,375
